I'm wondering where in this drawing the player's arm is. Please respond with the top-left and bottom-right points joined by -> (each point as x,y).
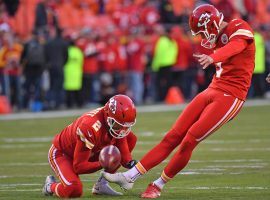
73,128 -> 102,174
194,39 -> 248,69
209,39 -> 248,63
116,136 -> 137,169
210,21 -> 253,64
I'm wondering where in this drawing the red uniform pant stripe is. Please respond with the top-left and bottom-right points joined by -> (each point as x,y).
48,145 -> 72,186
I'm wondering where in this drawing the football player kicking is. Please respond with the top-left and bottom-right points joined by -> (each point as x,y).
102,4 -> 255,199
42,94 -> 138,198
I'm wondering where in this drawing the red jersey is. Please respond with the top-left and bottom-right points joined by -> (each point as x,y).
53,107 -> 132,167
209,19 -> 255,100
139,6 -> 159,26
173,36 -> 193,70
115,43 -> 128,72
127,38 -> 146,72
76,37 -> 99,74
101,44 -> 117,73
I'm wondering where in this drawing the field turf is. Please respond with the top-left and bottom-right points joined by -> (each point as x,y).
0,105 -> 269,199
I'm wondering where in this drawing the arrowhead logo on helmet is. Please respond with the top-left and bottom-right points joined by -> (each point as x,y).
198,13 -> 211,28
108,97 -> 117,114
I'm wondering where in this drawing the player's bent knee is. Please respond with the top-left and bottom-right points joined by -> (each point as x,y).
179,133 -> 198,153
71,184 -> 83,198
160,129 -> 181,148
65,183 -> 83,198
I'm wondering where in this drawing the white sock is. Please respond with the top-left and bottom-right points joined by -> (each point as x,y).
123,166 -> 142,182
47,184 -> 52,193
153,177 -> 166,190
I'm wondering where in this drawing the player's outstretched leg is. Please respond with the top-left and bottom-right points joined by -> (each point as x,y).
101,171 -> 134,190
92,176 -> 123,196
141,133 -> 199,198
42,175 -> 56,196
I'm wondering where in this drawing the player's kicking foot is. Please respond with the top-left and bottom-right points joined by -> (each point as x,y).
92,178 -> 123,196
42,175 -> 56,196
101,171 -> 134,190
141,183 -> 161,199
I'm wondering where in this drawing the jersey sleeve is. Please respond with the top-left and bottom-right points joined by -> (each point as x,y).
210,39 -> 247,63
76,122 -> 96,150
73,139 -> 102,174
228,19 -> 254,42
73,121 -> 102,174
115,137 -> 133,167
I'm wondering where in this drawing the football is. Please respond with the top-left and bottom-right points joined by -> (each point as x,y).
99,145 -> 121,172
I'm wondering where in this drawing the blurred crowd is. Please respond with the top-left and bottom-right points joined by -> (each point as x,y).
0,0 -> 269,112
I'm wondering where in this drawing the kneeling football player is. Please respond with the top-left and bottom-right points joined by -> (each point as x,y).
42,95 -> 138,198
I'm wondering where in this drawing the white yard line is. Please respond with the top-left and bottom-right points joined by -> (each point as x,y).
1,162 -> 48,166
133,186 -> 269,190
0,99 -> 269,121
0,189 -> 41,192
2,137 -> 52,143
208,148 -> 270,152
0,175 -> 45,179
163,159 -> 264,164
0,186 -> 268,192
203,139 -> 269,144
179,172 -> 224,175
1,159 -> 266,168
179,186 -> 269,190
0,175 -> 97,182
207,164 -> 267,168
0,183 -> 41,187
133,147 -> 270,153
0,144 -> 47,148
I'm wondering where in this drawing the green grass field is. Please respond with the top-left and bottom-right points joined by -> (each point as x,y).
0,105 -> 270,200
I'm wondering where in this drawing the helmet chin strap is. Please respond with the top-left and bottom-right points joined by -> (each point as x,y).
109,128 -> 131,139
107,117 -> 131,139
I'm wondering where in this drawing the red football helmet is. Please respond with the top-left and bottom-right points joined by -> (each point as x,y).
104,95 -> 136,139
189,4 -> 224,49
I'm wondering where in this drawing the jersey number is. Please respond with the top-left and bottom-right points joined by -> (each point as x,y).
215,62 -> 223,78
92,120 -> 102,132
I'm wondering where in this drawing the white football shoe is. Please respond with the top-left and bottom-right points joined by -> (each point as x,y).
101,171 -> 134,190
92,177 -> 123,196
42,175 -> 56,196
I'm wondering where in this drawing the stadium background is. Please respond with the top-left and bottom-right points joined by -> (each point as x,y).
0,0 -> 269,112
0,0 -> 269,199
